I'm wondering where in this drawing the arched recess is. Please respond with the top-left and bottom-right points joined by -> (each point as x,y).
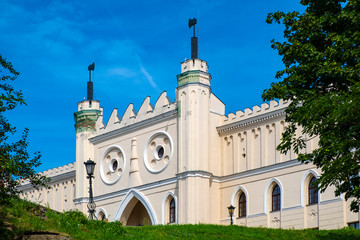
162,191 -> 178,224
113,189 -> 157,225
96,207 -> 108,221
300,169 -> 320,207
264,178 -> 283,213
231,185 -> 249,218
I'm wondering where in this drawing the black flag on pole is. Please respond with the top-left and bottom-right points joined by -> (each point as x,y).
188,18 -> 197,28
88,62 -> 95,71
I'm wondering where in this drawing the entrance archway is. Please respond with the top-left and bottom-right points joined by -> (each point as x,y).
126,200 -> 152,226
114,189 -> 157,226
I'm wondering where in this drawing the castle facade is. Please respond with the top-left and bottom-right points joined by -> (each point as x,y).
19,41 -> 359,229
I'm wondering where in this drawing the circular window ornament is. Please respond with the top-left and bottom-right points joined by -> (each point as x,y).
144,131 -> 173,173
109,159 -> 119,172
154,145 -> 165,160
100,146 -> 126,185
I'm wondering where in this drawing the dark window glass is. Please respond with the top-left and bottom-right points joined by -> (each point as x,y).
272,185 -> 281,211
238,192 -> 246,217
308,176 -> 318,204
158,147 -> 164,159
349,222 -> 359,229
170,198 -> 176,223
112,160 -> 118,171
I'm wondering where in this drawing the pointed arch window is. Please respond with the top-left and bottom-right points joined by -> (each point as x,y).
308,176 -> 318,204
97,210 -> 106,221
169,198 -> 176,223
238,192 -> 246,217
272,185 -> 281,211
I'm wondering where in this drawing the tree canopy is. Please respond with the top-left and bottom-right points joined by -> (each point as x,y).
263,0 -> 360,211
0,54 -> 48,201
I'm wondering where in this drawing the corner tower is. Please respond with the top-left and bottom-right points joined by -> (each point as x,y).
176,19 -> 212,224
74,63 -> 101,212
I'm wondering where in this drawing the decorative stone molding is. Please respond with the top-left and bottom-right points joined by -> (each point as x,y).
177,70 -> 211,87
74,109 -> 101,133
100,145 -> 126,185
18,162 -> 76,191
309,209 -> 317,218
217,109 -> 286,134
217,100 -> 290,134
143,131 -> 173,173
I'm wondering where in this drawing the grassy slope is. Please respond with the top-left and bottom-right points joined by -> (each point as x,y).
1,197 -> 360,240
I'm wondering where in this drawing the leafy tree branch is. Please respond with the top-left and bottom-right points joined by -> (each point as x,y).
263,0 -> 360,211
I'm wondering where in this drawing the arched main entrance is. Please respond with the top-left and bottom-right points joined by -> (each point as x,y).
126,199 -> 152,226
114,189 -> 157,226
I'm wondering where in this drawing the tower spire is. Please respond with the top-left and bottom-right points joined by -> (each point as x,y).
188,18 -> 198,59
87,62 -> 95,101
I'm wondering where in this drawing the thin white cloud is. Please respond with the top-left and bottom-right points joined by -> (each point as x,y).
107,67 -> 135,78
135,54 -> 159,90
139,64 -> 157,89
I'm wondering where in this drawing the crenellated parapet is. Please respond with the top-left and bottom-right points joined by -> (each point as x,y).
177,59 -> 211,87
97,91 -> 176,135
217,100 -> 290,134
40,162 -> 76,178
18,162 -> 76,191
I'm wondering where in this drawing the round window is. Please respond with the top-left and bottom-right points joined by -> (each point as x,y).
157,146 -> 164,159
109,158 -> 119,173
100,146 -> 126,185
144,131 -> 173,173
155,145 -> 165,160
112,160 -> 118,171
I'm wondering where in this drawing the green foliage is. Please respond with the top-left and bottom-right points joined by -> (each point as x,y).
0,54 -> 49,201
263,0 -> 360,211
1,197 -> 360,239
0,197 -> 126,240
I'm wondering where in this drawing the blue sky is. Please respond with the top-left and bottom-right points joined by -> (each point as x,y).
1,0 -> 304,172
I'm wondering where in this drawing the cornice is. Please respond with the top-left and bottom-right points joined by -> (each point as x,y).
17,170 -> 76,191
89,109 -> 177,144
74,176 -> 178,203
176,170 -> 214,180
218,159 -> 301,182
217,108 -> 286,134
73,160 -> 303,204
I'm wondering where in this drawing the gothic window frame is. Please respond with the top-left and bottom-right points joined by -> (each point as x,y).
169,198 -> 176,223
238,192 -> 246,218
95,208 -> 108,221
272,185 -> 281,212
162,191 -> 177,224
308,176 -> 318,205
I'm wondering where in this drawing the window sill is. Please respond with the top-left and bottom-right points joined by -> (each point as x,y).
236,216 -> 246,219
306,203 -> 319,206
270,209 -> 281,213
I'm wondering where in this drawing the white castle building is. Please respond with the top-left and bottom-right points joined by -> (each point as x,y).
19,28 -> 360,229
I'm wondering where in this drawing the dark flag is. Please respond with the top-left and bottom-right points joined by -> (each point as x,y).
88,62 -> 95,71
188,18 -> 197,28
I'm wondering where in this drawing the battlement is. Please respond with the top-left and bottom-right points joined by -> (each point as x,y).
77,100 -> 100,111
19,162 -> 75,187
40,162 -> 76,177
181,58 -> 209,73
97,91 -> 176,134
220,99 -> 289,127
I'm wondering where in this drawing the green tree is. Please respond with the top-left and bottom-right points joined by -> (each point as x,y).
0,54 -> 48,201
263,0 -> 360,211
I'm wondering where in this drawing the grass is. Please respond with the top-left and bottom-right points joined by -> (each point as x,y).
1,197 -> 360,239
